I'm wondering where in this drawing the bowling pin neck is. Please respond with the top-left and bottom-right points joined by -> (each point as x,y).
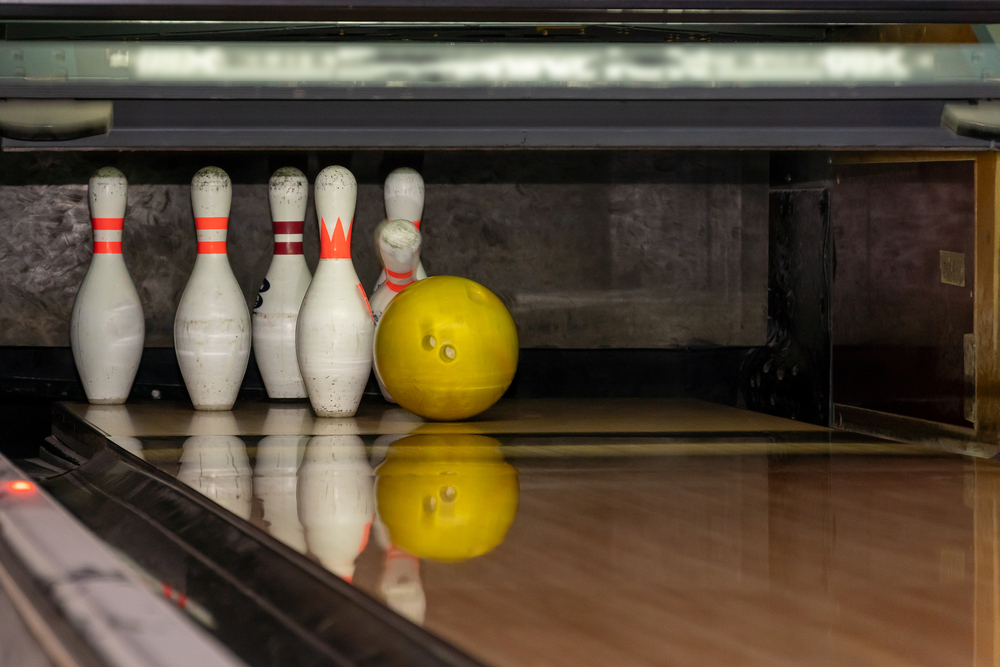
272,220 -> 304,256
319,216 -> 353,260
195,216 -> 229,255
91,216 -> 124,255
383,168 -> 424,224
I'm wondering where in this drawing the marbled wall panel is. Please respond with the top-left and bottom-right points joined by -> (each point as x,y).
0,150 -> 767,349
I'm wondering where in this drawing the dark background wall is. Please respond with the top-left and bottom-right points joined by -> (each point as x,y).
0,149 -> 767,349
830,160 -> 975,425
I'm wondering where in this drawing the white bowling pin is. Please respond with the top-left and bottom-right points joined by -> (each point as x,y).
373,168 -> 427,292
295,166 -> 373,418
297,435 -> 374,582
370,219 -> 421,403
178,413 -> 252,520
70,167 -> 145,404
174,167 -> 252,411
253,168 -> 312,399
254,435 -> 308,553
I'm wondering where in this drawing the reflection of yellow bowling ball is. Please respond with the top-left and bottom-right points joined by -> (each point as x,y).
375,276 -> 518,421
375,435 -> 518,562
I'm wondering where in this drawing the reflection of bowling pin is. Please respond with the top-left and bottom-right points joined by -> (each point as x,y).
374,168 -> 427,291
381,547 -> 426,624
84,404 -> 147,459
253,168 -> 312,400
71,167 -> 145,404
372,517 -> 426,625
297,435 -> 374,582
295,166 -> 373,418
174,167 -> 251,411
261,403 -> 314,436
371,219 -> 421,403
254,435 -> 308,553
178,413 -> 251,519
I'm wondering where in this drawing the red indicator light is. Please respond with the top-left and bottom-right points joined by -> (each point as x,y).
7,480 -> 35,493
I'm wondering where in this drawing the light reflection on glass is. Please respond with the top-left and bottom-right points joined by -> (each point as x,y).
129,44 -> 937,85
8,41 -> 1000,87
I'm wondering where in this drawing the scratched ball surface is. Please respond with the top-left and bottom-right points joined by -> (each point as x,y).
374,276 -> 518,421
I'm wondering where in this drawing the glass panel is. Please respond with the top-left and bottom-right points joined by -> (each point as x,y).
2,38 -> 1000,90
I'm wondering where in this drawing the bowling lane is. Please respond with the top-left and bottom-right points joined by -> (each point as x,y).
67,398 -> 997,667
66,397 -> 833,439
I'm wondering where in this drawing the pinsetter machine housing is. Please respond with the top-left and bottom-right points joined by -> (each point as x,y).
0,4 -> 997,452
2,2 -> 1000,666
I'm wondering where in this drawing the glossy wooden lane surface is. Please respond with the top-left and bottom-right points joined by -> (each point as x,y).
392,454 -> 981,667
65,397 -> 832,438
77,399 -> 994,666
149,442 -> 991,667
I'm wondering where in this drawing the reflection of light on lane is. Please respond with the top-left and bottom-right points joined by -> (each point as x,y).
178,413 -> 251,520
297,435 -> 374,582
128,43 -> 941,85
254,435 -> 308,554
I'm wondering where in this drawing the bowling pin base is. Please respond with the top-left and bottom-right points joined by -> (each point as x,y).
266,388 -> 309,400
192,403 -> 236,412
87,397 -> 128,405
313,409 -> 359,418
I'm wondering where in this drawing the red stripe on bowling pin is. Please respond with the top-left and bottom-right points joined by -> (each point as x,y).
93,241 -> 122,254
273,220 -> 302,235
273,220 -> 304,255
92,217 -> 124,254
386,268 -> 413,280
357,284 -> 372,319
359,521 -> 371,553
386,266 -> 414,293
195,216 -> 228,254
195,216 -> 228,230
92,217 -> 124,230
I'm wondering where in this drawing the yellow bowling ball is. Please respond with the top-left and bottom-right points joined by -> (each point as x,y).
375,276 -> 518,421
375,435 -> 518,562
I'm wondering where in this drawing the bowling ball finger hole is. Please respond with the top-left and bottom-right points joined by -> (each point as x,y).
441,345 -> 456,362
423,496 -> 437,513
467,287 -> 486,304
440,485 -> 457,502
422,335 -> 436,351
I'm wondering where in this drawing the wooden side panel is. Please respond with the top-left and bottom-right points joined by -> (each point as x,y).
975,154 -> 1000,441
975,460 -> 1000,667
